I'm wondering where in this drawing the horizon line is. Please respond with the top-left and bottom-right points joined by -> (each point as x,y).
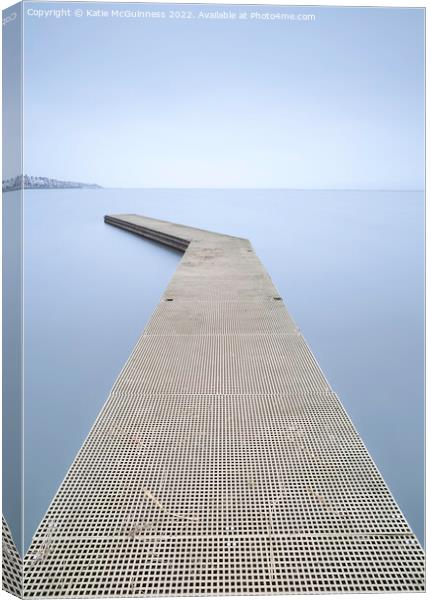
98,186 -> 425,192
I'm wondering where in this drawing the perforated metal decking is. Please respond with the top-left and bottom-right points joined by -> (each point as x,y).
22,215 -> 424,597
3,517 -> 23,596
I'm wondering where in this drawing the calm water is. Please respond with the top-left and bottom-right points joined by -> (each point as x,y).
20,189 -> 424,552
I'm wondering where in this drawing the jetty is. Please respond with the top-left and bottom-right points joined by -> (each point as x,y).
8,214 -> 424,596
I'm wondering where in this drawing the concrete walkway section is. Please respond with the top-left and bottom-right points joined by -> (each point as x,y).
21,214 -> 424,597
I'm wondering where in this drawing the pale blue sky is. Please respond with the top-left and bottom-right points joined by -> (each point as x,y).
22,3 -> 424,189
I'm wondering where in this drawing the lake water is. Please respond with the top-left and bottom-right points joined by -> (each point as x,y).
19,188 -> 424,551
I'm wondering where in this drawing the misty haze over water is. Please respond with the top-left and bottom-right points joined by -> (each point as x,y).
19,188 -> 424,552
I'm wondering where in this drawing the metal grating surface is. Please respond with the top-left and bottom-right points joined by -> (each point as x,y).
3,517 -> 23,598
23,214 -> 425,596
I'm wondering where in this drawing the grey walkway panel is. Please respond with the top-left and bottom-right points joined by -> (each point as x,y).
3,517 -> 23,596
13,214 -> 424,596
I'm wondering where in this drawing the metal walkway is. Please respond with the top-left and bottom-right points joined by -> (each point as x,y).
15,215 -> 424,596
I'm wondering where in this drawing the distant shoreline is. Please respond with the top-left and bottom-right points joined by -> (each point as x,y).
2,175 -> 102,193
